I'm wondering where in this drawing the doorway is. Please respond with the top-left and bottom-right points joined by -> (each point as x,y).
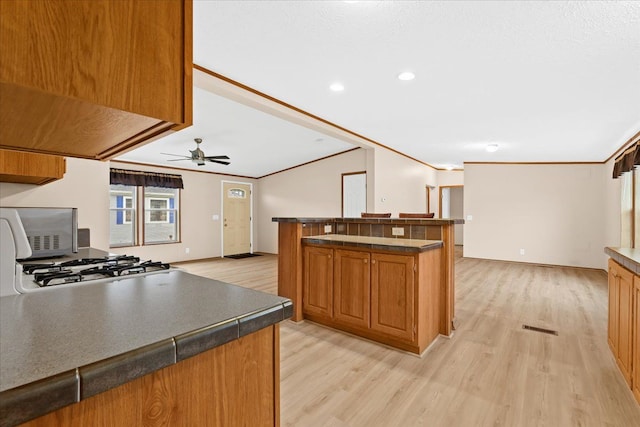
439,185 -> 464,245
222,181 -> 252,256
342,172 -> 366,217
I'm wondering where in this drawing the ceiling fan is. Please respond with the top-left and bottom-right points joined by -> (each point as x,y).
161,138 -> 230,166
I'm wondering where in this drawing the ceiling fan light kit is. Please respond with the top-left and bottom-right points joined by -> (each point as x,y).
161,138 -> 230,166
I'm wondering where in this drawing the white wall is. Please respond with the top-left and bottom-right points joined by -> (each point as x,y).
0,158 -> 111,250
449,187 -> 464,245
0,158 -> 258,263
434,170 -> 464,216
108,162 -> 258,262
372,148 -> 437,214
603,156 -> 621,250
464,163 -> 607,269
256,149 -> 367,254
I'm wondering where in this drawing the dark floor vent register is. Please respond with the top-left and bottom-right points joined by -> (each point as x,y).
522,324 -> 558,336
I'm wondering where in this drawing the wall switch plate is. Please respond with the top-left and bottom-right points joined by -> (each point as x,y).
392,227 -> 404,236
466,215 -> 473,221
212,214 -> 219,220
324,225 -> 332,233
185,247 -> 190,254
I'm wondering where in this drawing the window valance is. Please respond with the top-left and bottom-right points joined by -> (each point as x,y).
110,168 -> 184,189
613,142 -> 640,179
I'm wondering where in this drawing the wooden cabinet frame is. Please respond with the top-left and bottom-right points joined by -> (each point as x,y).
21,326 -> 281,427
302,243 -> 440,354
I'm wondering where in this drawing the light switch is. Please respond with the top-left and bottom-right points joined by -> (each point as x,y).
466,215 -> 472,221
212,214 -> 220,220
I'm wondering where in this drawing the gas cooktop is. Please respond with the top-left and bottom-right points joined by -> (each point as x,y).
15,254 -> 173,293
22,255 -> 170,287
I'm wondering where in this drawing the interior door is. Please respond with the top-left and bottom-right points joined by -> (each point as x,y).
222,182 -> 251,256
342,172 -> 366,217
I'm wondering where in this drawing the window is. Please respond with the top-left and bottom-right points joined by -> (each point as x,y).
144,187 -> 179,244
228,188 -> 246,198
110,185 -> 137,247
620,167 -> 640,248
109,185 -> 180,247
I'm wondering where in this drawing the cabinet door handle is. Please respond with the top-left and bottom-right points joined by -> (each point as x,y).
371,260 -> 376,264
328,255 -> 331,259
364,259 -> 368,263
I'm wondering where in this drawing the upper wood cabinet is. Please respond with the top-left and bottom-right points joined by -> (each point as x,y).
0,148 -> 65,185
0,0 -> 192,160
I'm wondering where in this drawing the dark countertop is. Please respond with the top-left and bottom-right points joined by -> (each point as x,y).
303,234 -> 443,253
0,270 -> 291,427
605,247 -> 640,275
273,217 -> 465,225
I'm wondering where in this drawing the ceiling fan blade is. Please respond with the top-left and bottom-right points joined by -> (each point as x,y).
204,155 -> 230,160
161,152 -> 191,158
207,159 -> 230,165
166,158 -> 192,162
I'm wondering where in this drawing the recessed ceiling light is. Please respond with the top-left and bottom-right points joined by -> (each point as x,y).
398,71 -> 415,81
329,82 -> 345,92
486,143 -> 499,152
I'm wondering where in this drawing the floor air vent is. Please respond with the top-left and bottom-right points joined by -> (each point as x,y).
522,324 -> 558,336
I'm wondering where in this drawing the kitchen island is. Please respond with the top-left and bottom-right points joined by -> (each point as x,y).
273,216 -> 462,354
0,270 -> 292,427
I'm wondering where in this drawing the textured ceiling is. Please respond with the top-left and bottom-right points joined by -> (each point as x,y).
192,0 -> 640,169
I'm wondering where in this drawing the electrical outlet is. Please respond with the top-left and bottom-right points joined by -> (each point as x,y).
519,248 -> 525,255
324,224 -> 332,233
185,247 -> 190,254
392,227 -> 405,236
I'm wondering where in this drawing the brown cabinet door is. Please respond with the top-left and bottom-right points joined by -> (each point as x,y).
0,0 -> 192,160
303,246 -> 333,318
333,249 -> 370,328
617,264 -> 634,386
608,259 -> 619,354
633,275 -> 640,403
370,253 -> 415,341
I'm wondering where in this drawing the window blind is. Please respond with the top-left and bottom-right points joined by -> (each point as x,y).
613,141 -> 640,178
110,168 -> 184,189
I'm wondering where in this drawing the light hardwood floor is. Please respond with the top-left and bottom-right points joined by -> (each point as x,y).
175,252 -> 640,426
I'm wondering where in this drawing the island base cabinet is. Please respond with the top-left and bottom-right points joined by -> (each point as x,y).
303,245 -> 334,318
371,253 -> 415,341
20,326 -> 281,427
333,249 -> 371,329
302,243 -> 440,354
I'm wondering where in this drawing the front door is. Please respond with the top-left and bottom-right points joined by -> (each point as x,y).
222,182 -> 251,256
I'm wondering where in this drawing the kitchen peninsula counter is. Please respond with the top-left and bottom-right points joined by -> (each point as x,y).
0,270 -> 291,427
605,247 -> 640,275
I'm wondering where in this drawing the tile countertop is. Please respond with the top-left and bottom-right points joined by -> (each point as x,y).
303,234 -> 443,253
272,217 -> 465,225
605,247 -> 640,275
0,270 -> 291,427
